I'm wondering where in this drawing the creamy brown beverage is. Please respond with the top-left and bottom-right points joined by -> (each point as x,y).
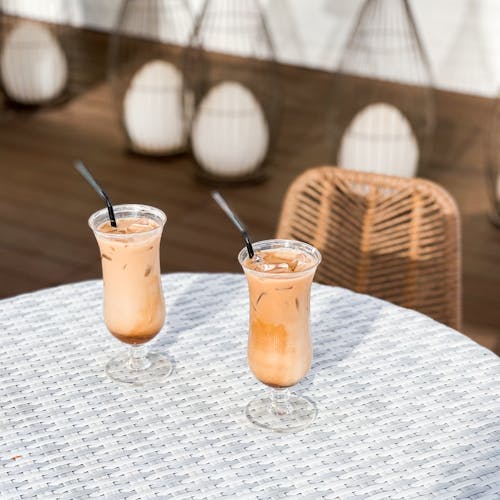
242,245 -> 320,388
94,216 -> 165,344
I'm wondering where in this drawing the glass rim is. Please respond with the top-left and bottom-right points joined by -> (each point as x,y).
238,238 -> 322,277
88,204 -> 167,238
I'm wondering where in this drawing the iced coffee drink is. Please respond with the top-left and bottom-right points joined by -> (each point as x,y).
89,204 -> 172,385
95,217 -> 165,344
239,239 -> 321,432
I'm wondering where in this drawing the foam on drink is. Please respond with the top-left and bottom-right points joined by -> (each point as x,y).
98,217 -> 159,234
244,248 -> 315,273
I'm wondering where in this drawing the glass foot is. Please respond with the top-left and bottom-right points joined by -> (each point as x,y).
245,391 -> 317,433
106,351 -> 173,386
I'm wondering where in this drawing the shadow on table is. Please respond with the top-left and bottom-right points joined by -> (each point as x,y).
157,276 -> 386,397
157,273 -> 244,353
299,287 -> 385,393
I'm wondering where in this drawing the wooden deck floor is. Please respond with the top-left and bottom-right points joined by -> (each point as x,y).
0,27 -> 498,354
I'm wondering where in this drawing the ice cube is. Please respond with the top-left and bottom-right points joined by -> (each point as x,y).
289,253 -> 308,271
127,219 -> 154,233
255,262 -> 291,273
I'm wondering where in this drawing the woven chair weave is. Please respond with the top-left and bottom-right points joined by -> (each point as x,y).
277,167 -> 461,329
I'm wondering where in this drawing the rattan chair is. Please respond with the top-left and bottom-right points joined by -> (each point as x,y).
277,166 -> 461,329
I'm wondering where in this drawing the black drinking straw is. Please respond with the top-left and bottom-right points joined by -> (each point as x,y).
211,191 -> 255,259
74,160 -> 117,227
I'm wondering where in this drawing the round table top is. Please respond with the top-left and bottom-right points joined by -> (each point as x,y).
1,273 -> 499,499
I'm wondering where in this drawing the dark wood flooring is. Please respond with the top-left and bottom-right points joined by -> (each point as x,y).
0,26 -> 498,354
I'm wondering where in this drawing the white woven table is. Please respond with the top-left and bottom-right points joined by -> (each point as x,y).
1,273 -> 499,499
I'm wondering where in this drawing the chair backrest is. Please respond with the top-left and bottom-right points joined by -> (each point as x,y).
276,166 -> 462,330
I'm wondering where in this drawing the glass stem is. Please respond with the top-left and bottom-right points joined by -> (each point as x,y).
270,388 -> 292,416
128,344 -> 151,371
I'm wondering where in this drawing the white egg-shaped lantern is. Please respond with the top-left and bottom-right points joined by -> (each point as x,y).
329,0 -> 434,176
191,81 -> 269,178
124,60 -> 186,155
185,0 -> 279,183
338,103 -> 419,178
1,21 -> 68,105
107,0 -> 193,156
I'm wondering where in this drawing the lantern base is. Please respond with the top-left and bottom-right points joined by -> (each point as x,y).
489,211 -> 500,228
127,142 -> 188,158
5,88 -> 70,110
195,165 -> 269,186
